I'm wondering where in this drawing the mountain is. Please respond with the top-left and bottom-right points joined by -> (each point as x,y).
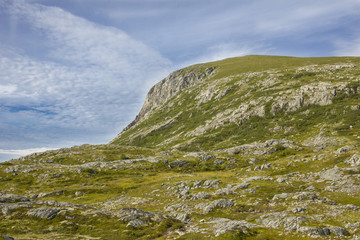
0,55 -> 359,239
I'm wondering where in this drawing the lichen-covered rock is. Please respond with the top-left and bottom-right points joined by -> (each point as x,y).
260,212 -> 308,231
169,159 -> 187,167
297,226 -> 330,236
272,193 -> 289,200
318,168 -> 343,181
4,165 -> 34,174
202,179 -> 222,189
115,208 -> 169,223
113,66 -> 216,136
207,218 -> 259,236
0,202 -> 32,216
298,226 -> 348,236
0,236 -> 15,240
37,190 -> 64,198
335,145 -> 354,154
126,219 -> 146,228
345,154 -> 360,166
0,193 -> 29,203
190,191 -> 211,200
232,182 -> 250,190
202,199 -> 234,214
27,207 -> 59,220
328,226 -> 348,236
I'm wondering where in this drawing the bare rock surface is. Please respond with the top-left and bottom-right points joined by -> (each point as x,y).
26,207 -> 59,220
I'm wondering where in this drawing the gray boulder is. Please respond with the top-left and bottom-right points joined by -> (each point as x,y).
0,193 -> 29,203
215,188 -> 235,196
0,236 -> 15,240
202,199 -> 234,213
190,191 -> 211,200
192,180 -> 203,189
272,193 -> 289,201
126,219 -> 146,228
260,212 -> 308,231
328,226 -> 348,236
335,145 -> 353,154
37,190 -> 64,198
115,208 -> 168,223
232,182 -> 250,190
173,212 -> 189,222
169,160 -> 187,167
298,226 -> 330,235
345,154 -> 360,166
298,226 -> 348,236
207,218 -> 259,236
27,207 -> 59,220
202,179 -> 222,188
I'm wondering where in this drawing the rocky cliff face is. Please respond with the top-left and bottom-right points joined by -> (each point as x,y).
118,66 -> 216,134
112,57 -> 359,151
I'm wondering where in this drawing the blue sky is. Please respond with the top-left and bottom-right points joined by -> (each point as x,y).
0,0 -> 360,161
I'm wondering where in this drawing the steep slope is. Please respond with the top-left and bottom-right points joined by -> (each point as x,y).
112,55 -> 360,152
0,55 -> 360,240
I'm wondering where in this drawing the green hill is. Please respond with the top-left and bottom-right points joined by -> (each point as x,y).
0,55 -> 359,239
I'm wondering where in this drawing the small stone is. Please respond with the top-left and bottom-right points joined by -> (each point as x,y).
272,193 -> 288,200
335,145 -> 353,154
292,207 -> 306,213
202,179 -> 222,188
191,191 -> 211,200
213,159 -> 225,165
192,180 -> 202,189
297,226 -> 329,236
75,191 -> 84,197
175,213 -> 189,222
0,236 -> 15,240
328,226 -> 348,236
203,199 -> 234,213
232,182 -> 250,190
0,193 -> 29,203
169,160 -> 187,167
127,219 -> 146,228
277,178 -> 287,183
248,158 -> 259,165
345,154 -> 360,166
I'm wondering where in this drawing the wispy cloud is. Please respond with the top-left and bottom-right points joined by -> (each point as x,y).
114,0 -> 360,61
0,147 -> 56,156
0,0 -> 172,149
179,43 -> 271,68
333,33 -> 360,56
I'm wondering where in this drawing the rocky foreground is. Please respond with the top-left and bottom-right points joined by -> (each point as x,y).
0,56 -> 359,239
1,141 -> 360,239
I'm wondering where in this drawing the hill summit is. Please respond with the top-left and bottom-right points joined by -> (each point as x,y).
0,55 -> 360,239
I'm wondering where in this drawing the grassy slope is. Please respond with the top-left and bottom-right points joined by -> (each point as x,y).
112,55 -> 360,151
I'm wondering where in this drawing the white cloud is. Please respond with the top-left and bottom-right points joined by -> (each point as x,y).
179,43 -> 272,68
129,0 -> 360,58
0,0 -> 172,147
0,147 -> 56,156
105,8 -> 169,20
0,84 -> 17,96
333,34 -> 360,56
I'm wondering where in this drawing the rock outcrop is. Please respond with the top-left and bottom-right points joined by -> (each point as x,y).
116,66 -> 215,134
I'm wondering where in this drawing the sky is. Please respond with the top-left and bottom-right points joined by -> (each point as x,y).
0,0 -> 360,161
